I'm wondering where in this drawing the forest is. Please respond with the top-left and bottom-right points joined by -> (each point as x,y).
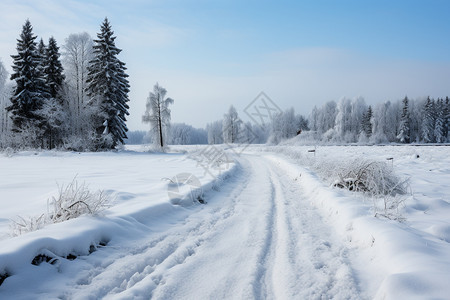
0,19 -> 449,151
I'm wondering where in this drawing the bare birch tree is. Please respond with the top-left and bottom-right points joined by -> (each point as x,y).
142,83 -> 174,148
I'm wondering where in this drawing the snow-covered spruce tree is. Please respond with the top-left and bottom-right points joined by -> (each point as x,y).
223,105 -> 240,144
364,106 -> 373,137
37,39 -> 47,77
38,36 -> 67,149
397,96 -> 410,143
86,18 -> 130,149
36,38 -> 49,95
142,83 -> 174,148
445,97 -> 449,141
422,97 -> 435,143
44,37 -> 65,100
6,20 -> 49,144
408,98 -> 423,143
434,98 -> 445,143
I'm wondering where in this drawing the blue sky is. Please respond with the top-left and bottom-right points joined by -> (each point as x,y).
1,0 -> 449,130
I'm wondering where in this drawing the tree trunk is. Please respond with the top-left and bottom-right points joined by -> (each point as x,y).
158,98 -> 163,148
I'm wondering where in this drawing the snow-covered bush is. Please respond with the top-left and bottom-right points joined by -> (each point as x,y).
10,215 -> 48,237
330,159 -> 407,196
10,179 -> 109,236
327,158 -> 409,221
269,146 -> 409,220
48,179 -> 109,223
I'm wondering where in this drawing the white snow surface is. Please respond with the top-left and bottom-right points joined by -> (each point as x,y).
0,144 -> 449,299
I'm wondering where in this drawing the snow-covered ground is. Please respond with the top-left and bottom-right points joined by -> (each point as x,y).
0,145 -> 449,299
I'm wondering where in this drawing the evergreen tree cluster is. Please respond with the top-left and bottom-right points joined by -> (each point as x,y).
422,96 -> 449,143
1,18 -> 129,150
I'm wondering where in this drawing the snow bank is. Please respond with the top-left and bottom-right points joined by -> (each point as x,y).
261,146 -> 450,299
0,148 -> 239,291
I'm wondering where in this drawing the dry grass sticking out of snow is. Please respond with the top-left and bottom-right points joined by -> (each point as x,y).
10,178 -> 109,236
258,146 -> 410,221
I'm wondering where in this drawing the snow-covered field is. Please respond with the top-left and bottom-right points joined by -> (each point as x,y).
0,144 -> 449,299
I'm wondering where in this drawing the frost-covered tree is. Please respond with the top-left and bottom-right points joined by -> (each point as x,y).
36,100 -> 67,149
38,37 -> 66,148
142,83 -> 174,148
206,120 -> 223,144
86,18 -> 130,149
238,121 -> 256,144
6,20 -> 49,134
190,127 -> 208,145
222,105 -> 240,144
170,123 -> 190,145
369,100 -> 401,143
63,32 -> 94,136
253,123 -> 271,144
309,106 -> 318,132
371,102 -> 390,143
422,97 -> 435,143
0,60 -> 10,136
307,101 -> 336,141
408,98 -> 424,143
169,123 -> 207,145
333,97 -> 367,142
268,108 -> 307,144
397,96 -> 410,143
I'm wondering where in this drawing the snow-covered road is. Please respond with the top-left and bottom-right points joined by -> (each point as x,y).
138,155 -> 360,299
4,146 -> 450,299
1,153 -> 362,299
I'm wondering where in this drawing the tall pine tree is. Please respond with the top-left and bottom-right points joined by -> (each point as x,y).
44,37 -> 65,100
40,36 -> 66,149
6,20 -> 49,132
37,38 -> 48,95
360,105 -> 373,138
422,97 -> 435,143
397,96 -> 410,143
445,96 -> 449,141
434,98 -> 445,143
86,18 -> 130,149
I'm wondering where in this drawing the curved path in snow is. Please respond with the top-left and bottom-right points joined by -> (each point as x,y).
7,154 -> 363,299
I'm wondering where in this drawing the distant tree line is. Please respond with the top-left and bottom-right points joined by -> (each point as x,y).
307,96 -> 449,144
206,105 -> 307,145
204,95 -> 449,146
0,18 -> 129,150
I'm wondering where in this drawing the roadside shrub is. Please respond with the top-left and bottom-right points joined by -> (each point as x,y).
48,179 -> 109,223
10,178 -> 109,236
330,159 -> 408,196
271,146 -> 410,221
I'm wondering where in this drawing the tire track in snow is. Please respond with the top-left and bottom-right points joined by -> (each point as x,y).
31,154 -> 362,299
150,157 -> 279,299
145,154 -> 362,299
262,155 -> 361,299
262,167 -> 300,299
63,160 -> 253,299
